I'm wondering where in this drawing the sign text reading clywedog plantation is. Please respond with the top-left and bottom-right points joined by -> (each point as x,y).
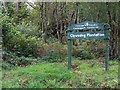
68,32 -> 107,39
67,21 -> 110,71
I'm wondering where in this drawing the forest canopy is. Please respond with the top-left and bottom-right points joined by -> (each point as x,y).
1,2 -> 119,59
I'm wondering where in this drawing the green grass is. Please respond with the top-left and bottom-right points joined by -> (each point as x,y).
2,59 -> 119,88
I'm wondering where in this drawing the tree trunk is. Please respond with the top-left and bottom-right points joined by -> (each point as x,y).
16,0 -> 18,16
106,2 -> 119,59
43,2 -> 47,43
55,3 -> 61,42
106,2 -> 113,59
40,2 -> 44,40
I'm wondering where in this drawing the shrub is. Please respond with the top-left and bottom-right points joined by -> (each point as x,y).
81,50 -> 95,59
41,50 -> 65,62
1,61 -> 11,69
2,51 -> 40,68
1,13 -> 14,47
5,28 -> 41,56
15,22 -> 39,37
2,18 -> 41,57
36,41 -> 68,62
72,45 -> 95,60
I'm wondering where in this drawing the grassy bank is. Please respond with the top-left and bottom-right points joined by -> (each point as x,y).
2,59 -> 118,88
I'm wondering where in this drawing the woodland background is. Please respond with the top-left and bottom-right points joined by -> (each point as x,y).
1,2 -> 119,88
1,2 -> 120,59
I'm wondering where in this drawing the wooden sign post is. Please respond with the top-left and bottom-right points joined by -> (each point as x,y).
67,21 -> 110,71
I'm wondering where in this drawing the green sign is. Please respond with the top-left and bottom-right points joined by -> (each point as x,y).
68,32 -> 109,39
67,21 -> 110,30
67,21 -> 110,71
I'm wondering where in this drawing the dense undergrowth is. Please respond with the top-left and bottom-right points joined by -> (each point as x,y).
2,39 -> 106,69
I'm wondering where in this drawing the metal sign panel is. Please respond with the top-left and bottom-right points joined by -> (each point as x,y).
68,32 -> 109,39
67,21 -> 110,30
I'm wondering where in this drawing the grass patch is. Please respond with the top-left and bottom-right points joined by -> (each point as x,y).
2,63 -> 74,88
2,59 -> 119,88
